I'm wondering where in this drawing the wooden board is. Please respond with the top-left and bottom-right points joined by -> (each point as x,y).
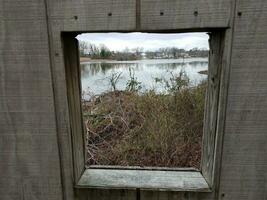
201,31 -> 224,187
140,0 -> 233,30
63,34 -> 85,183
47,0 -> 136,31
77,189 -> 136,200
2,0 -> 267,200
0,1 -> 64,200
218,0 -> 267,199
45,1 -> 137,199
77,169 -> 210,192
140,190 -> 200,200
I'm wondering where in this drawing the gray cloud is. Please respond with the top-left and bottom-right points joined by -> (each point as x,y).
77,32 -> 209,51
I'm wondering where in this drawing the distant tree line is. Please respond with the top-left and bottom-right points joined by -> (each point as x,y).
79,41 -> 208,60
145,47 -> 208,59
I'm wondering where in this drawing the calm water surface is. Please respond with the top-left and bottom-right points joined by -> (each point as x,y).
81,58 -> 208,97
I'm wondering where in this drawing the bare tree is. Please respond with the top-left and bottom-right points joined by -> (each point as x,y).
79,41 -> 88,57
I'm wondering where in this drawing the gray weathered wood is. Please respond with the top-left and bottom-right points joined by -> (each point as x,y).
201,31 -> 224,187
0,1 -> 64,200
45,1 -> 137,199
77,188 -> 136,200
218,1 -> 267,199
87,165 -> 197,171
2,0 -> 267,199
140,0 -> 233,30
140,191 -> 199,200
63,33 -> 85,183
77,169 -> 210,192
47,0 -> 136,31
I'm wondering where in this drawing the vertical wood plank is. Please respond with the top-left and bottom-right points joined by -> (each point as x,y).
77,189 -> 136,200
0,1 -> 64,200
140,0 -> 233,30
63,33 -> 85,183
219,0 -> 267,199
140,191 -> 199,200
201,31 -> 224,187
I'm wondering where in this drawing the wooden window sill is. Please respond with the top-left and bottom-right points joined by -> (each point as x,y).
76,168 -> 211,192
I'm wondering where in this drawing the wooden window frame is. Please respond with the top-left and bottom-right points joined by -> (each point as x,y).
62,30 -> 228,192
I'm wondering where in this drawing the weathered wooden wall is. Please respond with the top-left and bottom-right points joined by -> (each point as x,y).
1,0 -> 267,200
0,1 -> 64,199
219,1 -> 267,199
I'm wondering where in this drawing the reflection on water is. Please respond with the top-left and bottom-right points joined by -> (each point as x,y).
81,58 -> 208,96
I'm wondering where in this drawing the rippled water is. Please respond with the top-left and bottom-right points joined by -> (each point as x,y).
81,58 -> 208,97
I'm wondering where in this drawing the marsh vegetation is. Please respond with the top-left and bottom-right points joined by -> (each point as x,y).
78,32 -> 209,169
81,60 -> 208,168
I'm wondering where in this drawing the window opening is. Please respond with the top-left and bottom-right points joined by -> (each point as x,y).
76,32 -> 209,169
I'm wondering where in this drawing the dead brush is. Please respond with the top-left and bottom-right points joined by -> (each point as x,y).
83,72 -> 207,169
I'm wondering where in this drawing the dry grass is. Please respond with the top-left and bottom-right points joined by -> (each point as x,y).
82,74 -> 207,169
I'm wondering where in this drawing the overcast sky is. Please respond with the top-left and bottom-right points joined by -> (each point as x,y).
77,32 -> 209,51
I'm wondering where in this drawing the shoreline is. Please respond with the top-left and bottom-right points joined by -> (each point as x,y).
80,56 -> 208,63
80,57 -> 118,63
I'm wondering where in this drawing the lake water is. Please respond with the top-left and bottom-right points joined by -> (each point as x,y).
81,58 -> 208,98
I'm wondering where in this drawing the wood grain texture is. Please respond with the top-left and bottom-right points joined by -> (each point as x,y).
63,34 -> 85,183
45,1 -> 137,199
45,22 -> 76,200
77,188 -> 136,200
2,0 -> 267,200
201,31 -> 224,187
218,0 -> 267,199
0,1 -> 64,200
140,191 -> 199,200
209,29 -> 235,200
140,0 -> 233,30
78,169 -> 209,192
2,0 -> 46,20
47,0 -> 136,31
